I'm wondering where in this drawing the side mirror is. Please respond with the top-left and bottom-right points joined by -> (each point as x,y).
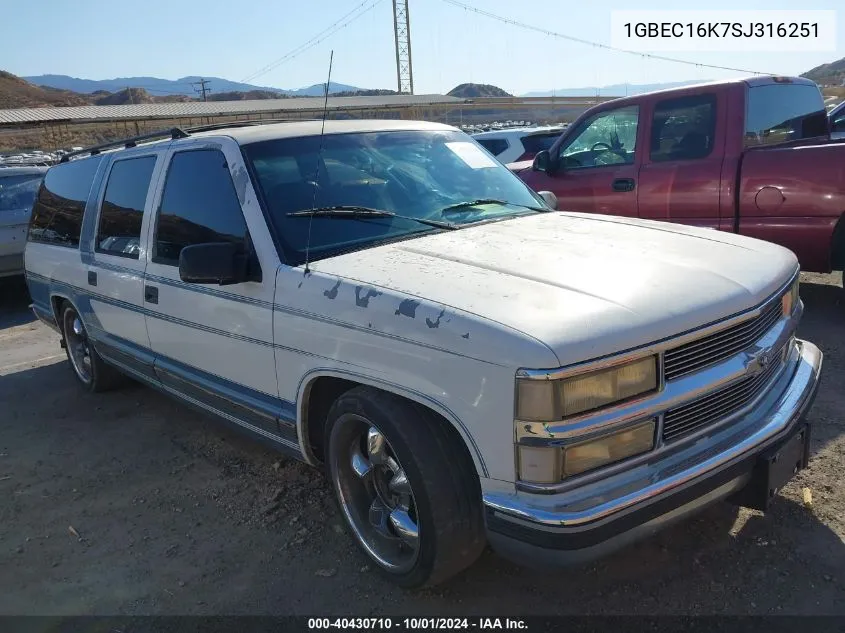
179,242 -> 247,286
533,149 -> 559,175
537,191 -> 558,210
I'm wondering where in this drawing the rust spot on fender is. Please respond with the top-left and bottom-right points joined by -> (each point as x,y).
426,309 -> 445,329
395,299 -> 420,318
323,280 -> 341,299
355,286 -> 382,308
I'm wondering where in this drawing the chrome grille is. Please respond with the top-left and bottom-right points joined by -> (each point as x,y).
662,355 -> 782,442
663,297 -> 782,381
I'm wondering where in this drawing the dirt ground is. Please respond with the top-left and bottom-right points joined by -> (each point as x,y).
0,273 -> 843,616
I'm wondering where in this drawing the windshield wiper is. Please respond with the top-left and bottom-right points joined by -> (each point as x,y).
287,206 -> 458,230
439,198 -> 547,213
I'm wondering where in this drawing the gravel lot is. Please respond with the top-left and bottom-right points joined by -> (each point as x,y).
0,273 -> 843,616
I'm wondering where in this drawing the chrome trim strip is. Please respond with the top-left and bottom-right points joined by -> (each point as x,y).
487,339 -> 821,527
102,353 -> 302,454
516,270 -> 799,381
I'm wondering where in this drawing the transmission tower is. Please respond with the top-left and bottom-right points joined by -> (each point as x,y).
392,0 -> 414,94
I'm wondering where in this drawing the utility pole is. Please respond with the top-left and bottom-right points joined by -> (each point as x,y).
392,0 -> 413,94
193,78 -> 211,101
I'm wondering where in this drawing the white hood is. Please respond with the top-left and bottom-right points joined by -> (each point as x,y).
310,212 -> 798,368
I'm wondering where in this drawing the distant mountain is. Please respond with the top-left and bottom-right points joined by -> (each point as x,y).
803,56 -> 845,85
448,83 -> 512,98
521,80 -> 711,98
22,74 -> 367,97
0,71 -> 91,108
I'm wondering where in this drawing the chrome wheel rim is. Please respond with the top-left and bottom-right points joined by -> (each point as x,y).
332,415 -> 420,572
64,310 -> 92,384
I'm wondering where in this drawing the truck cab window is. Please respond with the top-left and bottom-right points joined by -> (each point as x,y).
650,94 -> 716,162
96,156 -> 156,259
745,83 -> 827,147
559,106 -> 639,169
153,150 -> 249,266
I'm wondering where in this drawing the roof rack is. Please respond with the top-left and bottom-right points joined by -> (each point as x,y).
58,119 -> 318,163
59,127 -> 190,163
184,118 -> 318,134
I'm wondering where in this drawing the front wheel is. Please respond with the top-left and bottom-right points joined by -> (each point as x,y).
326,386 -> 485,588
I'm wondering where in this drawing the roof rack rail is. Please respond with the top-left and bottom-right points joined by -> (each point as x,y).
59,127 -> 190,163
184,118 -> 318,134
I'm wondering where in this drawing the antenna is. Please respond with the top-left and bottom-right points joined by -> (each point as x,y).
303,49 -> 333,274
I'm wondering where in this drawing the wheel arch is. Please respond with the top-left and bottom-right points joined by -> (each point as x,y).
831,212 -> 845,271
295,368 -> 489,478
49,293 -> 73,331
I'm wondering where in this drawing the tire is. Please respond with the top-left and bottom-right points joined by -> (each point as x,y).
59,303 -> 124,392
326,386 -> 485,588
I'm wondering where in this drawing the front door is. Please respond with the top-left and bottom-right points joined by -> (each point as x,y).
523,105 -> 641,217
142,143 -> 286,440
636,92 -> 724,229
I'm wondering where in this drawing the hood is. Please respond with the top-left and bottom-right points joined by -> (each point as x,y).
310,212 -> 798,368
506,159 -> 533,173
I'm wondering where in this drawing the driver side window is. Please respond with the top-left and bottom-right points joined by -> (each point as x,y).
559,106 -> 639,169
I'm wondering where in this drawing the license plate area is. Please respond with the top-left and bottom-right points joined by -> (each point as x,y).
729,424 -> 810,512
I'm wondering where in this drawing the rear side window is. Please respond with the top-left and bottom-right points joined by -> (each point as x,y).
153,150 -> 248,266
832,105 -> 845,133
96,156 -> 157,259
0,174 -> 43,212
650,94 -> 716,162
745,83 -> 827,147
476,138 -> 509,156
521,133 -> 559,156
29,157 -> 101,248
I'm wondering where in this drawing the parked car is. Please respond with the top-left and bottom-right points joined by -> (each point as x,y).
25,120 -> 821,587
473,125 -> 565,163
511,76 -> 845,283
830,101 -> 845,140
0,166 -> 47,278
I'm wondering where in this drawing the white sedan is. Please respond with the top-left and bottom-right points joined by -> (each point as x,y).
473,126 -> 565,163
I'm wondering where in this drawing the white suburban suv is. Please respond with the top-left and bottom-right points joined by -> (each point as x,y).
24,120 -> 821,588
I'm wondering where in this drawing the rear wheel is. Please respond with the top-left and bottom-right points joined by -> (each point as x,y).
326,386 -> 485,588
60,303 -> 124,392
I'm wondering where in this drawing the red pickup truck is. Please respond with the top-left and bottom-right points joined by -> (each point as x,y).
511,76 -> 845,278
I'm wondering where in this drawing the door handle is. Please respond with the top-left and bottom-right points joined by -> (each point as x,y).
612,178 -> 636,192
87,271 -> 97,286
144,285 -> 158,304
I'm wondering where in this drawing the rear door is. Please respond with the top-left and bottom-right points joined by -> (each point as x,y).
636,92 -> 724,229
0,172 -> 43,277
141,141 -> 287,439
525,105 -> 641,216
82,151 -> 162,378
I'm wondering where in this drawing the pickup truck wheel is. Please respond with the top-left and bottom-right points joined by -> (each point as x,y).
60,304 -> 124,392
326,386 -> 485,588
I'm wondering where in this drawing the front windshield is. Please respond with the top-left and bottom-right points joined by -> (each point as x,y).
243,129 -> 545,265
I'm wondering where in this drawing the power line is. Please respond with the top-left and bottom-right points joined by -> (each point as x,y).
441,0 -> 773,76
240,0 -> 387,85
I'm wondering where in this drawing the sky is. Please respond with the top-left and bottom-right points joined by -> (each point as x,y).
2,0 -> 843,95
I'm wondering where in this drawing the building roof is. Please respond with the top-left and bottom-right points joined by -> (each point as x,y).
0,94 -> 466,125
199,119 -> 457,144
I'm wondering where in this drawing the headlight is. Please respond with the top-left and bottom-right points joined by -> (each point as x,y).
517,419 -> 656,483
782,277 -> 799,317
516,355 -> 658,421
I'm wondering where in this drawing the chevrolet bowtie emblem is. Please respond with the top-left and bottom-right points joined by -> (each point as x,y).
749,350 -> 772,374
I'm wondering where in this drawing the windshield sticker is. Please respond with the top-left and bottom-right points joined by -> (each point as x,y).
445,142 -> 498,169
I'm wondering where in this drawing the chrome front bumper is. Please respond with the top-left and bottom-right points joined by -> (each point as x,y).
484,338 -> 822,566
